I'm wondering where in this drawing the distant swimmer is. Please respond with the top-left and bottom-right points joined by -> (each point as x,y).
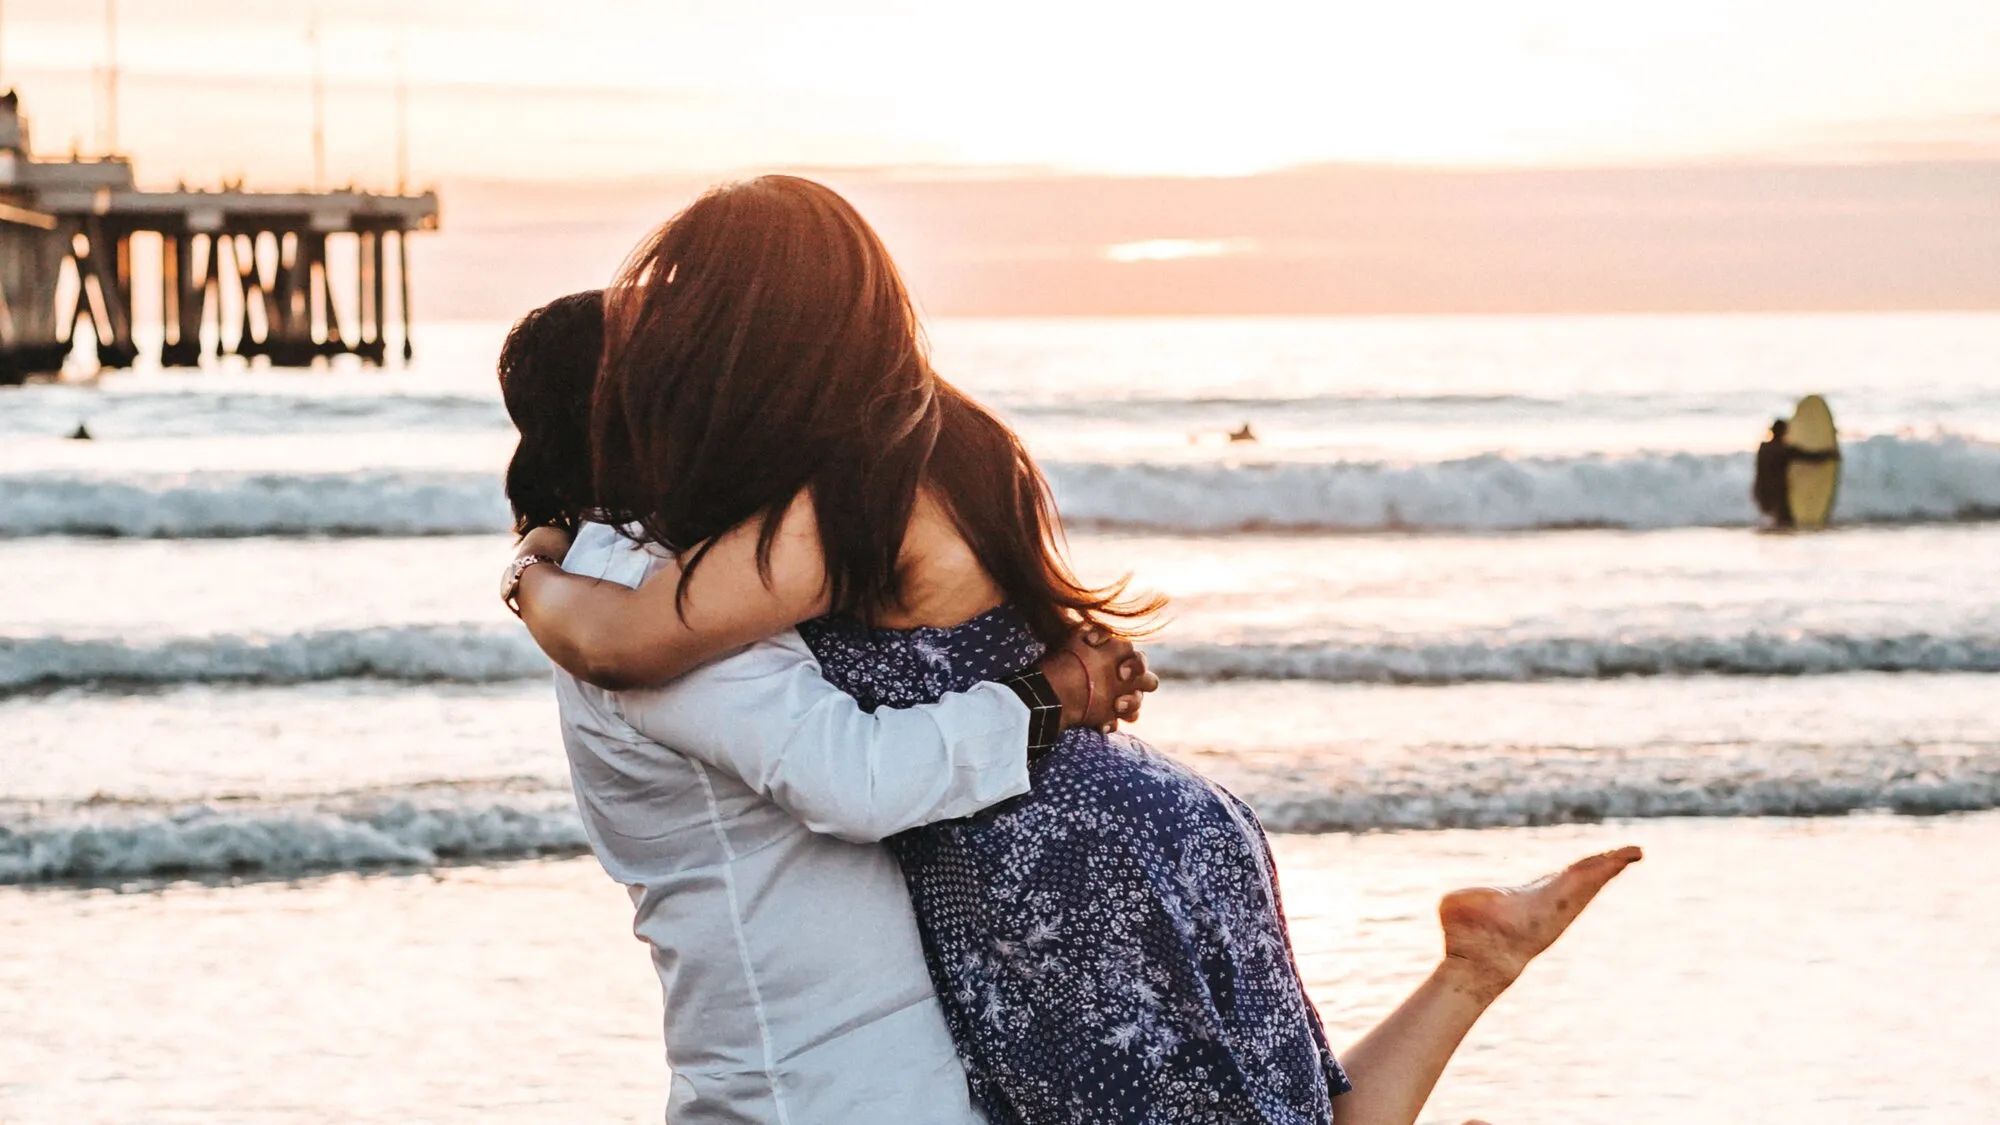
68,422 -> 93,441
1752,407 -> 1840,528
1228,422 -> 1257,443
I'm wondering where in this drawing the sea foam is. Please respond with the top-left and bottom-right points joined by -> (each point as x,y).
1150,632 -> 2000,683
1240,760 -> 2000,833
0,788 -> 586,884
7,623 -> 1999,694
0,387 -> 509,439
0,626 -> 548,692
0,470 -> 510,538
1047,434 -> 2000,532
9,748 -> 1997,883
4,435 -> 1996,538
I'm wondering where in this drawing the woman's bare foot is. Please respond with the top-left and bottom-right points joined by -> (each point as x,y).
1437,846 -> 1643,1001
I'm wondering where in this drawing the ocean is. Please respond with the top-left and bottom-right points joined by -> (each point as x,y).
4,313 -> 1998,1122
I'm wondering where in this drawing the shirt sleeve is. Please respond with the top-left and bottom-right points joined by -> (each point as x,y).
609,630 -> 1033,844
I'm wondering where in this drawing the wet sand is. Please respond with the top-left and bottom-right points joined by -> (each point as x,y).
5,812 -> 1996,1123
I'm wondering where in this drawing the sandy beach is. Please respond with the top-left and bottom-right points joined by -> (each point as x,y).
5,813 -> 1996,1123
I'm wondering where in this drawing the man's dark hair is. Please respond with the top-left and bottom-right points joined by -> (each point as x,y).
1770,418 -> 1789,438
499,289 -> 604,535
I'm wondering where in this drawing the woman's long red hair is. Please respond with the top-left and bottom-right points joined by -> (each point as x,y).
592,175 -> 1160,645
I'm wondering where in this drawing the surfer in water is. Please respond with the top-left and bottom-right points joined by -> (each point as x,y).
1752,417 -> 1838,527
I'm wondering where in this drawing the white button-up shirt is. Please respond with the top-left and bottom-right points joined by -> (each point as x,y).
553,523 -> 1029,1124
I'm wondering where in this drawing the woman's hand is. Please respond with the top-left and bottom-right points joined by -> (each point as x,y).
501,525 -> 575,610
1040,628 -> 1162,733
517,525 -> 573,562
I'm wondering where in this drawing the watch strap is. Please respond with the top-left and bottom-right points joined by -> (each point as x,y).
998,666 -> 1065,762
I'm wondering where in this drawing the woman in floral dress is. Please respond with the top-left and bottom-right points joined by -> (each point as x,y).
509,175 -> 1641,1125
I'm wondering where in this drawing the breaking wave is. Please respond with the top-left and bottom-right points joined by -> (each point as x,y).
8,623 -> 1999,694
4,435 -> 1996,538
9,751 -> 1997,883
0,470 -> 509,538
0,626 -> 547,692
1048,434 -> 2000,532
0,787 -> 587,884
0,386 -> 509,439
1237,752 -> 2000,834
1149,632 -> 2000,684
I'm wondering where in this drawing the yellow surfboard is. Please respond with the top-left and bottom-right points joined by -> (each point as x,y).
1786,395 -> 1840,528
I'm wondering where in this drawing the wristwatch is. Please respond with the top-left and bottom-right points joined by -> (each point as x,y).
998,667 -> 1065,762
501,554 -> 559,617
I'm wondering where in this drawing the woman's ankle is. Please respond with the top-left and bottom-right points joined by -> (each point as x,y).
1432,956 -> 1513,1009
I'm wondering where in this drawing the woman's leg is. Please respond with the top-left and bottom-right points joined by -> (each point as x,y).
1331,847 -> 1643,1125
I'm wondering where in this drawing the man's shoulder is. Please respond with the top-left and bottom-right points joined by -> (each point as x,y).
555,523 -> 813,710
563,522 -> 672,590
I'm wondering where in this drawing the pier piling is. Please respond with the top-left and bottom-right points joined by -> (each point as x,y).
1,91 -> 438,384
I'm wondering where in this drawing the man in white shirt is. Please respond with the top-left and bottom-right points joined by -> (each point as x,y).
546,522 -> 1148,1124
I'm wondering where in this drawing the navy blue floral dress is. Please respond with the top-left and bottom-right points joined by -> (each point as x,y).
798,607 -> 1349,1125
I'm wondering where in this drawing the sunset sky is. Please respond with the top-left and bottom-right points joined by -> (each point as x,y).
2,0 -> 1998,187
5,1 -> 1997,317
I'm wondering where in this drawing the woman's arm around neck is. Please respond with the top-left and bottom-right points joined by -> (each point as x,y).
514,494 -> 833,690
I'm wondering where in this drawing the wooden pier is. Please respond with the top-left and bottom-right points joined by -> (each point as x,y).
1,91 -> 439,384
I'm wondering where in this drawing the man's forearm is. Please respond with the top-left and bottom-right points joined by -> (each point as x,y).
613,638 -> 1036,843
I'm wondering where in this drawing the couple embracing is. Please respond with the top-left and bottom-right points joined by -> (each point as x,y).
496,175 -> 1640,1124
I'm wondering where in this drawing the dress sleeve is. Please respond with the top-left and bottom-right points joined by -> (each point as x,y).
610,630 -> 1034,844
